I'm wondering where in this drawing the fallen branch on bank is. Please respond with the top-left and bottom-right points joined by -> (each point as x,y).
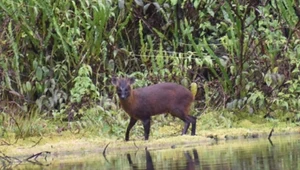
25,151 -> 51,161
0,151 -> 22,164
0,151 -> 51,169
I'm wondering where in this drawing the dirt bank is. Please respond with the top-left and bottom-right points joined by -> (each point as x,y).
1,126 -> 299,159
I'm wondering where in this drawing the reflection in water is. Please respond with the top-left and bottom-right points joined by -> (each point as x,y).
268,138 -> 274,146
184,149 -> 200,170
120,136 -> 300,170
13,135 -> 300,170
126,148 -> 201,170
145,150 -> 154,170
127,150 -> 154,170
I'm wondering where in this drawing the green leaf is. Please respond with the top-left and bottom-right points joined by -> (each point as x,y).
36,67 -> 43,81
264,72 -> 272,86
26,81 -> 32,91
33,59 -> 38,70
35,82 -> 43,93
170,0 -> 178,6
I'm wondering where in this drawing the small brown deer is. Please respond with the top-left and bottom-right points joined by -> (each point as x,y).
112,77 -> 196,141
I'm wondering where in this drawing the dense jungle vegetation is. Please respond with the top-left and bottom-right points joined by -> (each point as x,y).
0,0 -> 300,140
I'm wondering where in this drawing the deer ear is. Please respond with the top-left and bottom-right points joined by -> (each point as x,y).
111,77 -> 118,86
128,77 -> 135,84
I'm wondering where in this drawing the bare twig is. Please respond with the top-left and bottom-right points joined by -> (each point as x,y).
6,111 -> 23,138
25,151 -> 51,161
0,151 -> 22,163
0,151 -> 51,169
26,159 -> 45,166
102,142 -> 110,156
0,138 -> 18,146
133,141 -> 139,150
268,128 -> 274,140
268,128 -> 274,146
102,142 -> 110,163
30,137 -> 43,148
268,138 -> 274,146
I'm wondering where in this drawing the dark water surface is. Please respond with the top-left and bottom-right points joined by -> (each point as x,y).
14,134 -> 300,170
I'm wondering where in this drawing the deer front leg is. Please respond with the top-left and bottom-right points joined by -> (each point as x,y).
125,117 -> 137,141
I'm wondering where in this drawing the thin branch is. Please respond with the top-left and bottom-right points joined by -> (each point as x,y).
268,138 -> 274,146
30,137 -> 43,148
25,151 -> 51,161
102,142 -> 110,156
268,128 -> 274,140
133,141 -> 139,150
102,142 -> 110,163
0,151 -> 22,163
0,138 -> 18,146
6,110 -> 23,139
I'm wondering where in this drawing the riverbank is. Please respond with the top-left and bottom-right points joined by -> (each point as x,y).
1,125 -> 299,159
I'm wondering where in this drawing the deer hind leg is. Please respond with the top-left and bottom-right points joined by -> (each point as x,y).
141,118 -> 151,140
178,115 -> 197,135
171,108 -> 192,135
182,115 -> 196,135
188,115 -> 197,135
182,120 -> 190,135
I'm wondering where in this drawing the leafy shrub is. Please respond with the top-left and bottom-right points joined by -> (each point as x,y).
70,64 -> 99,103
1,0 -> 300,138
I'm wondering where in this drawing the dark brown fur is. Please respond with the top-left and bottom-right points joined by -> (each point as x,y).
112,77 -> 196,141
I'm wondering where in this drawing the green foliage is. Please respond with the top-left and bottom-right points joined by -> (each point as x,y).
0,109 -> 53,139
76,100 -> 136,140
200,110 -> 236,130
70,64 -> 99,103
1,0 -> 300,139
35,78 -> 68,112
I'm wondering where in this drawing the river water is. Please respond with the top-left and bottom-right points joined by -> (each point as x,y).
12,134 -> 300,170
